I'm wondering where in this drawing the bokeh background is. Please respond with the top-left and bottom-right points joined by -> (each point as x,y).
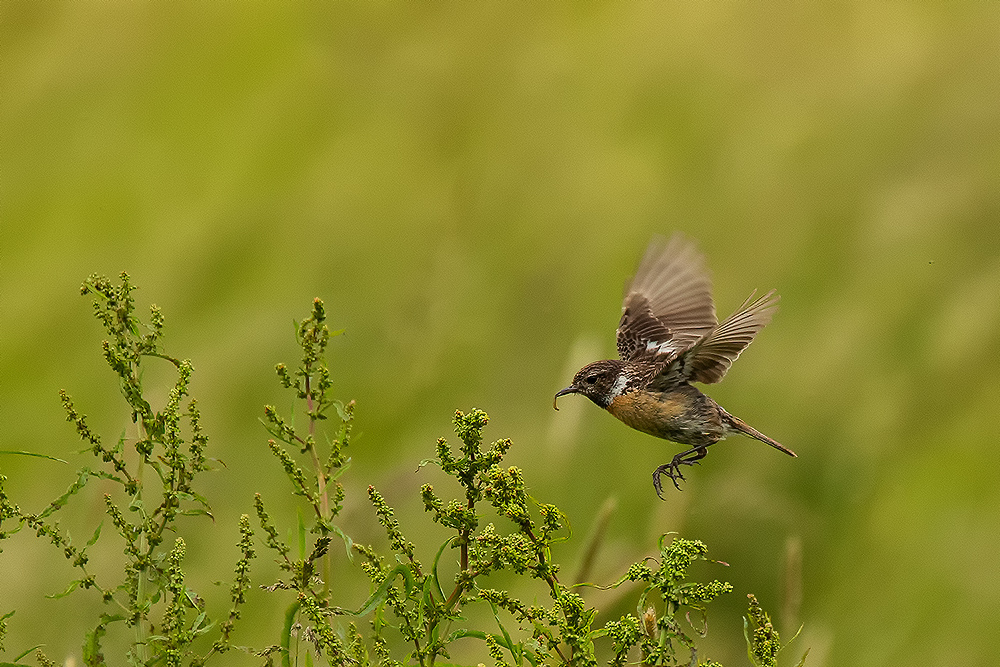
3,2 -> 1000,665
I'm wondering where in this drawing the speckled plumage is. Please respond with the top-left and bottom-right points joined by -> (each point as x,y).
554,233 -> 796,497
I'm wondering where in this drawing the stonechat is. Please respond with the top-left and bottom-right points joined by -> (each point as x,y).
554,233 -> 795,497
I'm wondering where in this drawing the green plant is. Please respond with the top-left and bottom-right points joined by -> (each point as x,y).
254,297 -> 356,664
0,273 -> 255,665
0,274 -> 804,667
744,595 -> 808,667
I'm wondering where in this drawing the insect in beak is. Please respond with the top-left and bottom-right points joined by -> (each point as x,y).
553,386 -> 578,410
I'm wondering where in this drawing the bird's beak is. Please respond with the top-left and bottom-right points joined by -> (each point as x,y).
553,386 -> 578,410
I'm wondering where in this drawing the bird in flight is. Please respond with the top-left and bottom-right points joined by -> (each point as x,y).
553,233 -> 796,497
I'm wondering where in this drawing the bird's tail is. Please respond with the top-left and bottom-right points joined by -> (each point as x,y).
720,408 -> 796,457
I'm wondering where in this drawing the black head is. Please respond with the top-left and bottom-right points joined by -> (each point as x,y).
553,359 -> 626,409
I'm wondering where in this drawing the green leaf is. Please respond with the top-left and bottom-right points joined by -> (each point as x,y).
82,614 -> 123,664
38,467 -> 92,519
191,611 -> 213,636
321,521 -> 354,560
327,459 -> 353,480
13,644 -> 45,663
431,538 -> 453,603
416,575 -> 434,628
87,521 -> 103,546
281,600 -> 300,667
429,618 -> 441,654
745,616 -> 756,667
776,624 -> 809,666
0,521 -> 25,537
351,564 -> 417,617
187,490 -> 213,510
0,450 -> 67,463
490,601 -> 521,665
147,457 -> 167,484
446,628 -> 488,642
127,494 -> 144,514
85,469 -> 126,484
446,629 -> 541,666
47,578 -> 81,599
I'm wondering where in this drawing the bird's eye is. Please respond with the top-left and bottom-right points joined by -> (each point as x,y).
585,375 -> 598,384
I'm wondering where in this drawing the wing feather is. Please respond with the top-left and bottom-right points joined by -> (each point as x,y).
616,234 -> 717,362
685,289 -> 779,384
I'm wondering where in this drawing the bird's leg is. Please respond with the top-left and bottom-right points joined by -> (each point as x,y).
652,444 -> 715,498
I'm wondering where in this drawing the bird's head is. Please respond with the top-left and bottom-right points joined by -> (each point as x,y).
553,359 -> 626,409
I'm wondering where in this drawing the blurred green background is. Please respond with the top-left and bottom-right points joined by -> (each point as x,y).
3,2 -> 1000,665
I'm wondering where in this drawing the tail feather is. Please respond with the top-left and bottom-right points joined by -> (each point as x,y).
721,409 -> 796,457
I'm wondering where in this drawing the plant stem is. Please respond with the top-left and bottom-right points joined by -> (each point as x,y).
134,419 -> 149,664
304,374 -> 332,594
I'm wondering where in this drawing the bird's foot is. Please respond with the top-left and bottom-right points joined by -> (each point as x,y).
652,453 -> 704,499
652,463 -> 681,498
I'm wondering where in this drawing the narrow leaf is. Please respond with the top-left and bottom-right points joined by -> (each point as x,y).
47,578 -> 81,599
281,600 -> 300,667
0,450 -> 67,463
330,523 -> 355,560
431,538 -> 453,603
351,564 -> 416,617
38,467 -> 92,519
87,521 -> 103,546
490,601 -> 519,664
13,644 -> 45,663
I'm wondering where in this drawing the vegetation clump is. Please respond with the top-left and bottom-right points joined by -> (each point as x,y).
0,274 -> 804,666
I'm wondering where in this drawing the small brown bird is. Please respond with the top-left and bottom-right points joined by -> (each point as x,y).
554,233 -> 795,497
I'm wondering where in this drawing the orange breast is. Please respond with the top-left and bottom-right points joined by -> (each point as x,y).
606,391 -> 685,440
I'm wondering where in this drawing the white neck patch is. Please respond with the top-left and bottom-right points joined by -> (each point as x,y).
608,370 -> 630,401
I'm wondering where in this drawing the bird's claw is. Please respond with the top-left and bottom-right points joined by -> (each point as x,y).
652,462 -> 684,498
652,453 -> 704,499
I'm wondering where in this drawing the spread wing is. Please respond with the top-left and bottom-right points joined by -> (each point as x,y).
649,289 -> 778,388
616,234 -> 718,364
686,289 -> 778,383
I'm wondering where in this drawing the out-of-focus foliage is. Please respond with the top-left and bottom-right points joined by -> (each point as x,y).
2,2 -> 999,666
